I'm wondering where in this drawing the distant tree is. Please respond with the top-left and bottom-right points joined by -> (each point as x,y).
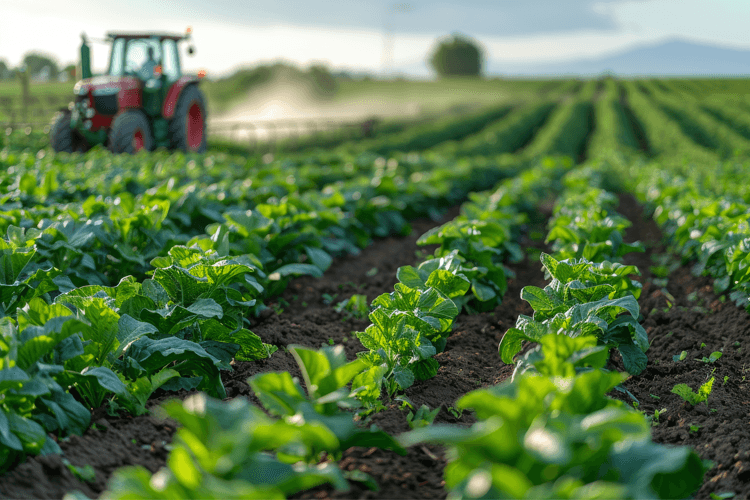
22,52 -> 58,80
429,33 -> 483,78
307,64 -> 337,94
0,60 -> 10,80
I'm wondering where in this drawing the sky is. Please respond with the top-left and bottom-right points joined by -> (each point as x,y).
2,0 -> 750,78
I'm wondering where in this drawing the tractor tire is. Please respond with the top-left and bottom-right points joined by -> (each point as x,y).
50,110 -> 75,153
109,110 -> 153,154
169,84 -> 207,153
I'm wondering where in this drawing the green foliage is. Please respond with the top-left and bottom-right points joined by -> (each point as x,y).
100,393 -> 352,499
435,100 -> 557,157
417,212 -> 521,312
334,294 -> 369,319
355,262 -> 469,394
248,344 -> 404,461
671,377 -> 714,405
21,53 -> 58,79
547,188 -> 644,262
0,235 -> 63,317
402,333 -> 705,500
429,33 -> 483,77
0,316 -> 90,472
406,404 -> 440,429
499,253 -> 648,375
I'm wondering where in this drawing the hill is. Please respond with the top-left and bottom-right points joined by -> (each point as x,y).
489,38 -> 750,77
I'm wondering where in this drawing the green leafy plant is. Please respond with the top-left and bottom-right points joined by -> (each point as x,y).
499,253 -> 648,375
695,351 -> 722,363
406,404 -> 440,429
99,393 -> 353,499
672,377 -> 715,405
673,350 -> 688,362
334,294 -> 369,319
402,333 -> 705,500
0,233 -> 63,317
650,408 -> 667,426
416,209 -> 522,313
547,188 -> 645,262
0,316 -> 91,472
248,344 -> 405,461
355,261 -> 469,394
62,458 -> 96,483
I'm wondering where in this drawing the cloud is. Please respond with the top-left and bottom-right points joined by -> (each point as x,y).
156,0 -> 649,37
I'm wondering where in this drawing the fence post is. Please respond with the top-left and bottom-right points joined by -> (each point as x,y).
18,67 -> 30,125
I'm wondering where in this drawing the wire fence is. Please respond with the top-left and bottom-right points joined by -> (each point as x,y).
0,95 -> 380,152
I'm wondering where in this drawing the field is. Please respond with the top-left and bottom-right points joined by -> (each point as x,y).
1,76 -> 750,500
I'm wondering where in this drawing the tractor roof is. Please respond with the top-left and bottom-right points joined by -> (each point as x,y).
106,32 -> 189,42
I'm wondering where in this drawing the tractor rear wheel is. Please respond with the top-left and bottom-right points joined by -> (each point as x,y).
169,84 -> 207,153
50,110 -> 76,153
109,110 -> 153,154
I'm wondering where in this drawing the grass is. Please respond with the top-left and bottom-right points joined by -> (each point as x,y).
0,80 -> 74,124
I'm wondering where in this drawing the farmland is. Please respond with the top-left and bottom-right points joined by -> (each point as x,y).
1,76 -> 750,499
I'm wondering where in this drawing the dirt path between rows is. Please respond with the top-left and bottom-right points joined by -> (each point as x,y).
2,195 -> 749,500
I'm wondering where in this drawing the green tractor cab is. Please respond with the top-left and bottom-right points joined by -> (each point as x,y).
51,29 -> 207,154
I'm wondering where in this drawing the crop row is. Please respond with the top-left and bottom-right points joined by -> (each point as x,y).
86,159 -> 706,499
3,76 -> 742,497
606,153 -> 750,311
2,135 -> 542,471
41,155 -> 561,497
620,80 -> 720,165
586,78 -> 642,158
641,81 -> 750,157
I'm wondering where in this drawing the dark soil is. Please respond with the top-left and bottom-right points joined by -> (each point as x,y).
1,195 -> 749,500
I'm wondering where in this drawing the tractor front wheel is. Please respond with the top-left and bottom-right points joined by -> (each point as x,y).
50,110 -> 77,153
109,110 -> 153,154
169,84 -> 207,153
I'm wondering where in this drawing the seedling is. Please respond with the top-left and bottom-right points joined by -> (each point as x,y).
723,376 -> 729,385
62,459 -> 96,483
695,351 -> 722,363
672,377 -> 714,405
700,342 -> 706,349
689,424 -> 701,433
322,293 -> 338,305
673,350 -> 688,362
649,394 -> 661,400
395,395 -> 415,410
650,408 -> 667,426
406,404 -> 440,429
446,406 -> 464,419
335,294 -> 369,319
366,267 -> 379,277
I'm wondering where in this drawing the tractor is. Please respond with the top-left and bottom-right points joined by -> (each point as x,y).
51,28 -> 207,154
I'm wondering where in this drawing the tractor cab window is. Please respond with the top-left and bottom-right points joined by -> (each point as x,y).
108,38 -> 126,76
124,39 -> 162,80
160,39 -> 181,81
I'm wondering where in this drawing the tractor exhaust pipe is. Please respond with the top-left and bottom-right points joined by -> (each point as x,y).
80,33 -> 92,80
